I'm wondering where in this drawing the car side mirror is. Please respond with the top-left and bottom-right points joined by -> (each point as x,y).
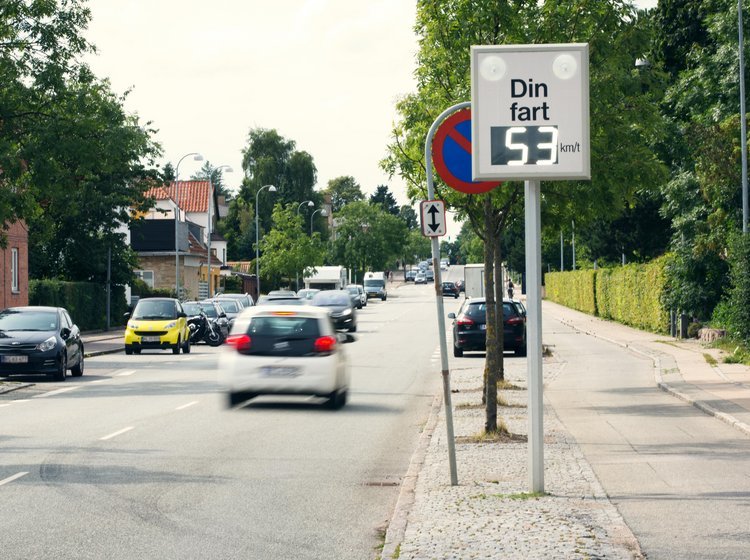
220,312 -> 227,318
124,311 -> 131,319
177,311 -> 187,318
61,327 -> 71,339
447,313 -> 456,319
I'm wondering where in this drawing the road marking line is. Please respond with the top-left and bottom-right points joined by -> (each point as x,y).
11,399 -> 30,403
33,386 -> 79,398
91,379 -> 107,383
116,370 -> 136,377
0,472 -> 28,486
0,403 -> 13,408
100,426 -> 134,440
175,401 -> 198,411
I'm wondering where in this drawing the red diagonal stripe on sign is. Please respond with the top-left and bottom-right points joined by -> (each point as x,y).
447,128 -> 472,154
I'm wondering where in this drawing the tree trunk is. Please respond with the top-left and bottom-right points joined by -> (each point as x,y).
494,232 -> 505,382
483,195 -> 499,433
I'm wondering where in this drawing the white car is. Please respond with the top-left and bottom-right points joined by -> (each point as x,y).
219,305 -> 354,409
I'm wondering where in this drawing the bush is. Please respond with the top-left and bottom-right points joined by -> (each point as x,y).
29,280 -> 128,331
687,322 -> 702,338
720,232 -> 750,343
544,270 -> 596,315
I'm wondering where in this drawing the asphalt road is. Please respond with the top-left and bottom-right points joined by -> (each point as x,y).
544,315 -> 750,560
0,280 -> 463,560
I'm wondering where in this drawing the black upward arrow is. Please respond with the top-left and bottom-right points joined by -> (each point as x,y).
427,205 -> 440,232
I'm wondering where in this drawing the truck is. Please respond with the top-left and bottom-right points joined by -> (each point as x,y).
463,264 -> 485,298
303,266 -> 348,291
363,271 -> 388,301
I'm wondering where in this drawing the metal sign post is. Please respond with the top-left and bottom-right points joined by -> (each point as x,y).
471,43 -> 590,493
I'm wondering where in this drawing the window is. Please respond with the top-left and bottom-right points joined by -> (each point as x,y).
10,248 -> 19,293
135,270 -> 154,288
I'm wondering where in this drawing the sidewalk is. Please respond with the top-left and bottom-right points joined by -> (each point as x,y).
382,298 -> 750,559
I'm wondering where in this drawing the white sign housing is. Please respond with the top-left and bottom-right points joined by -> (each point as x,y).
471,43 -> 590,181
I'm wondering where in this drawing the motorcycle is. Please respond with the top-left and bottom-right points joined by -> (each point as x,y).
187,312 -> 224,346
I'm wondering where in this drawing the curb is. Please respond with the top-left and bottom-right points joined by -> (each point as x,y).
0,382 -> 34,395
556,316 -> 750,438
381,393 -> 443,559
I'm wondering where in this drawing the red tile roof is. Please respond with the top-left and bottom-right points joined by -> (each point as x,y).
144,181 -> 211,213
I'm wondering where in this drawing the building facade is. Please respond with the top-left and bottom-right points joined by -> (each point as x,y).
1,221 -> 29,308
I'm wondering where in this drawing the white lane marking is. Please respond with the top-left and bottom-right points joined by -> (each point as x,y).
91,379 -> 107,383
116,370 -> 136,377
11,399 -> 30,403
0,472 -> 28,486
175,400 -> 198,411
33,386 -> 79,398
100,426 -> 134,441
0,404 -> 12,408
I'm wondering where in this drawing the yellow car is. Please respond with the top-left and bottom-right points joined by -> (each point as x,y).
124,297 -> 190,355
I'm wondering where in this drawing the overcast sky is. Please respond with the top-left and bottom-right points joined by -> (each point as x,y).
84,0 -> 657,240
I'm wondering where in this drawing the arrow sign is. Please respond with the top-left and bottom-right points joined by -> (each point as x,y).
420,200 -> 446,237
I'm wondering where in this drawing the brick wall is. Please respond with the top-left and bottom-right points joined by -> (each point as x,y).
137,254 -> 205,300
1,221 -> 29,308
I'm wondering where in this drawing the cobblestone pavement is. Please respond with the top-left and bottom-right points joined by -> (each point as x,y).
382,352 -> 642,560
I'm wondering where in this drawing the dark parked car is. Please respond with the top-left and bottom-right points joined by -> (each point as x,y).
0,306 -> 85,381
311,290 -> 357,332
405,270 -> 417,282
442,281 -> 459,298
447,297 -> 526,357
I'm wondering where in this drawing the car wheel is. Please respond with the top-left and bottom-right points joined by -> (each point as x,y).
326,388 -> 347,410
348,323 -> 357,333
51,353 -> 67,381
183,337 -> 191,353
453,344 -> 464,357
125,345 -> 133,355
382,295 -> 386,301
71,353 -> 84,377
134,348 -> 141,355
172,337 -> 181,354
228,392 -> 251,407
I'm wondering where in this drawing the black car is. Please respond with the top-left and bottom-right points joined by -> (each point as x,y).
447,297 -> 526,357
0,306 -> 85,381
442,281 -> 459,298
311,290 -> 357,332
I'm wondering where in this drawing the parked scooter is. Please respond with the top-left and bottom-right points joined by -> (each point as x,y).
188,311 -> 224,346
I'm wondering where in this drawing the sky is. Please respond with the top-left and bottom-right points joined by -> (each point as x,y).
84,0 -> 657,241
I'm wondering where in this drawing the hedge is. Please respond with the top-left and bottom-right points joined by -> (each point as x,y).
544,257 -> 669,334
29,280 -> 128,331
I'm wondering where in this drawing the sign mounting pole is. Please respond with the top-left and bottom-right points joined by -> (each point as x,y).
425,101 -> 471,486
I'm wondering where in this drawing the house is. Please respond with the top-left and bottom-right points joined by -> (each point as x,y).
131,181 -> 227,299
0,221 -> 29,308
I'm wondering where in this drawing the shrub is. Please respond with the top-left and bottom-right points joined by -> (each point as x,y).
687,322 -> 702,338
720,232 -> 750,343
543,269 -> 596,315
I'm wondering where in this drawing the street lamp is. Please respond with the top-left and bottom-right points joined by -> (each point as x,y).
297,200 -> 314,215
175,152 -> 204,299
310,208 -> 328,235
255,184 -> 277,297
207,165 -> 233,297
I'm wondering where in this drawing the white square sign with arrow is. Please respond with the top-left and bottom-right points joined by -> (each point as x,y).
420,200 -> 446,237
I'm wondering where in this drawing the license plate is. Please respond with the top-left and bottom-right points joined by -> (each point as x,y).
141,336 -> 161,343
2,355 -> 28,363
261,366 -> 299,377
479,324 -> 487,330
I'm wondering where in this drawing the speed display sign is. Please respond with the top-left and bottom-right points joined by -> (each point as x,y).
471,43 -> 590,181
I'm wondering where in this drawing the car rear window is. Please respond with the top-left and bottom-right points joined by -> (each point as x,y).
216,300 -> 240,312
241,316 -> 322,356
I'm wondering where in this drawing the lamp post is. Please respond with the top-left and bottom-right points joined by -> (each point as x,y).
310,208 -> 328,235
207,165 -> 233,297
297,200 -> 314,215
295,201 -> 314,290
255,185 -> 277,297
740,0 -> 748,232
175,152 -> 204,299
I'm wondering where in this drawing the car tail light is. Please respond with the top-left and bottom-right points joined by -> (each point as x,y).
226,334 -> 252,352
506,316 -> 523,326
456,315 -> 475,327
313,336 -> 337,353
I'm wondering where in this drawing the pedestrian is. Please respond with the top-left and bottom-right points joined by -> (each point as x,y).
507,279 -> 514,299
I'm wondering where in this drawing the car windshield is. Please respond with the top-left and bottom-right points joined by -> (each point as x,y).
0,309 -> 58,331
216,300 -> 240,312
347,287 -> 359,295
364,279 -> 384,287
312,292 -> 350,306
132,300 -> 177,320
199,302 -> 219,318
297,290 -> 318,299
182,302 -> 202,316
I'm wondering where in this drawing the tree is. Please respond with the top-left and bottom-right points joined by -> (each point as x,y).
191,161 -> 232,201
259,203 -> 324,290
369,185 -> 399,215
398,204 -> 419,230
224,128 -> 318,260
322,176 -> 364,213
382,0 -> 667,434
329,201 -> 407,282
